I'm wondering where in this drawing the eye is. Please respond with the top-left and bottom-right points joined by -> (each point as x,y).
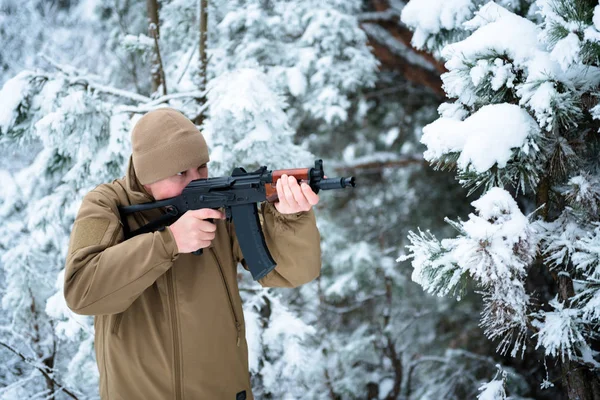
176,171 -> 186,177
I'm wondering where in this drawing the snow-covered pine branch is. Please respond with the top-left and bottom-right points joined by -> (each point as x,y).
421,103 -> 543,195
403,188 -> 537,356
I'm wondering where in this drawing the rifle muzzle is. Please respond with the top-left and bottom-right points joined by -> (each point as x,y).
316,177 -> 356,190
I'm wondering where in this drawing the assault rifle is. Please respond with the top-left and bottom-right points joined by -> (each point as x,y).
118,160 -> 355,281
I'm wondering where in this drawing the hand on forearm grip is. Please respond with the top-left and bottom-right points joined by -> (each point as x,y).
274,174 -> 320,214
168,209 -> 225,253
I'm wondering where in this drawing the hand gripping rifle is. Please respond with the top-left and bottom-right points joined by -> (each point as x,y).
118,160 -> 355,281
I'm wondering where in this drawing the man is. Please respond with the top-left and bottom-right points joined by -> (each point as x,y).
63,107 -> 322,399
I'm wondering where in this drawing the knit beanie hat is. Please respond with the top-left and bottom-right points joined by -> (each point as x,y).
131,108 -> 210,185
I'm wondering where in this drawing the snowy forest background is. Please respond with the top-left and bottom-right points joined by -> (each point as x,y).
1,0 -> 600,399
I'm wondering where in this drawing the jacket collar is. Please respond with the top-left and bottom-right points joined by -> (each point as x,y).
124,155 -> 155,205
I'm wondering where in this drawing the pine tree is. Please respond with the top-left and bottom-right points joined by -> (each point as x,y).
401,1 -> 600,398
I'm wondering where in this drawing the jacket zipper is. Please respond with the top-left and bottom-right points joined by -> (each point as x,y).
166,269 -> 183,400
209,249 -> 242,347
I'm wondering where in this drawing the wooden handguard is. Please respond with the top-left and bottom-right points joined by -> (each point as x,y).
265,168 -> 310,203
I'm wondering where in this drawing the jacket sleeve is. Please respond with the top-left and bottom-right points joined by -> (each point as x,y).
64,189 -> 179,316
231,202 -> 321,288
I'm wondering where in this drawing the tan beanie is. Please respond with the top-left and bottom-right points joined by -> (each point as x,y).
131,108 -> 210,185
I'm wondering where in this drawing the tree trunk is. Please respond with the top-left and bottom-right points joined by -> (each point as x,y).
557,276 -> 600,400
194,0 -> 209,125
560,358 -> 600,400
198,0 -> 208,93
146,0 -> 166,96
536,174 -> 600,399
360,0 -> 446,97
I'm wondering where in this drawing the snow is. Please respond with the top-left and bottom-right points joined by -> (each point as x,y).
64,336 -> 99,390
383,127 -> 400,147
438,102 -> 469,120
454,188 -> 532,284
463,2 -> 514,31
584,24 -> 600,43
421,103 -> 539,173
325,272 -> 358,297
532,297 -> 586,361
0,71 -> 32,134
285,66 -> 307,97
538,210 -> 588,269
517,80 -> 556,129
567,175 -> 598,205
0,170 -> 18,217
260,294 -> 316,388
573,226 -> 600,280
442,5 -> 542,71
122,33 -> 155,49
202,66 -> 314,176
540,378 -> 555,390
74,0 -> 103,22
470,58 -> 516,90
243,304 -> 262,374
490,59 -> 516,89
206,68 -> 285,130
579,342 -> 600,369
469,59 -> 491,87
551,33 -> 581,71
406,191 -> 527,292
32,78 -> 63,116
46,271 -> 91,340
478,379 -> 506,400
580,284 -> 600,324
470,187 -> 524,225
401,0 -> 474,49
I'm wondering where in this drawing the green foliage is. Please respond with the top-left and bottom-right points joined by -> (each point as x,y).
551,0 -> 596,26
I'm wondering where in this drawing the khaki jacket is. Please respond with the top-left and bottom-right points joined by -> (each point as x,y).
64,159 -> 321,400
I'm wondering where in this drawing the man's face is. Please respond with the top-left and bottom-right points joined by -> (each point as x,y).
144,164 -> 208,200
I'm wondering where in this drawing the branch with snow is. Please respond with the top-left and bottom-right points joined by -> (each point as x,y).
0,341 -> 81,400
402,188 -> 538,356
421,102 -> 544,195
477,365 -> 508,400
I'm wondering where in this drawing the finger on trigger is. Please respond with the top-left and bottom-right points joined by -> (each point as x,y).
192,208 -> 225,220
198,220 -> 217,232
